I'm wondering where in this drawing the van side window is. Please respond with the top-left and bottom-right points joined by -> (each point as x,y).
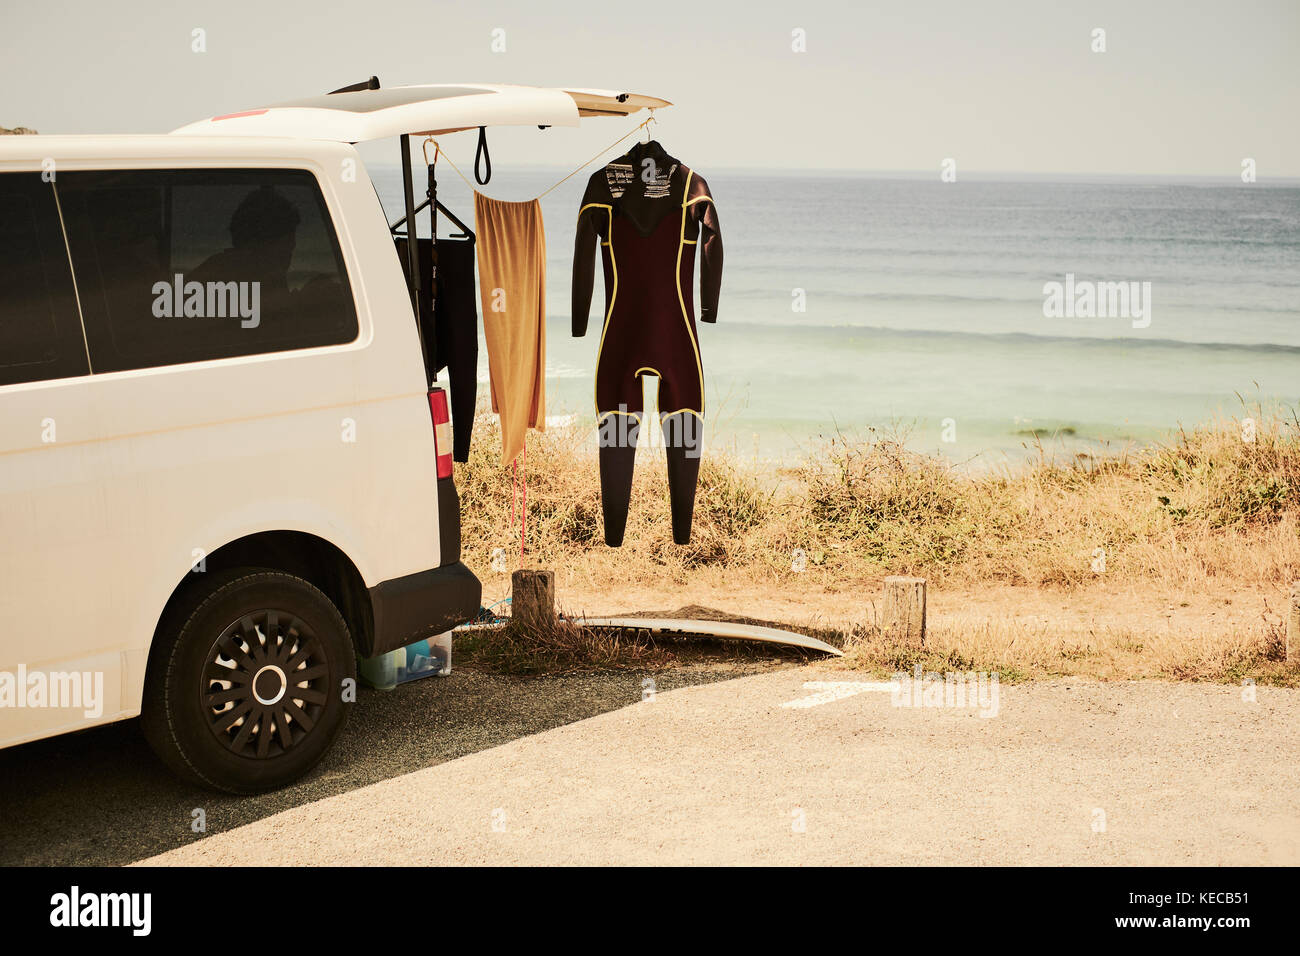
57,169 -> 358,373
0,173 -> 89,387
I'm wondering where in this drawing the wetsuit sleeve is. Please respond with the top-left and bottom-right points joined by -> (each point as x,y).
691,175 -> 723,324
572,176 -> 603,337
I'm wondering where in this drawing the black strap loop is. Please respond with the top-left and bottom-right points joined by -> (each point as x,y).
474,126 -> 492,185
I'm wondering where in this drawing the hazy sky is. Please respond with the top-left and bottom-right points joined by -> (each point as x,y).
2,0 -> 1296,177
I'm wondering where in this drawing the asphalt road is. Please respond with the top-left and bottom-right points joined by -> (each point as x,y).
135,669 -> 1300,866
0,662 -> 771,866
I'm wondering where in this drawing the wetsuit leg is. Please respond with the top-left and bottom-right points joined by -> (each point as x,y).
661,412 -> 703,545
598,413 -> 640,547
400,236 -> 480,462
435,239 -> 480,462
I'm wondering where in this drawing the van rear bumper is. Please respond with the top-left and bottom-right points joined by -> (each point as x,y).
366,561 -> 482,658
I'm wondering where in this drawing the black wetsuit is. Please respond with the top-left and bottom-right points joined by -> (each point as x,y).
572,142 -> 723,545
397,235 -> 479,462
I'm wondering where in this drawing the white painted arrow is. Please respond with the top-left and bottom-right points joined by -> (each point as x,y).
780,680 -> 899,709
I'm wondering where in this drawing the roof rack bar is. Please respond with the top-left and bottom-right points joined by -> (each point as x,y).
398,132 -> 431,386
399,133 -> 420,305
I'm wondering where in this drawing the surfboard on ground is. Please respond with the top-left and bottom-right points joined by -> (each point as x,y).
573,617 -> 843,657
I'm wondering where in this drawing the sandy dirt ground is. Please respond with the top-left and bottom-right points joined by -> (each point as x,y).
139,668 -> 1300,866
541,576 -> 1280,637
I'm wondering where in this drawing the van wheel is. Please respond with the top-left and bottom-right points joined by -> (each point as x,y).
142,569 -> 356,794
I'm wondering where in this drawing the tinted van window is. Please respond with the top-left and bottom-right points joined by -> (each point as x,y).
57,169 -> 357,373
0,173 -> 88,386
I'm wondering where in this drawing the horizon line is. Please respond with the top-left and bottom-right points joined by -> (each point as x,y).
364,160 -> 1300,184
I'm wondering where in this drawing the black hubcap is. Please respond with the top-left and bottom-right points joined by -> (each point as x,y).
202,610 -> 329,759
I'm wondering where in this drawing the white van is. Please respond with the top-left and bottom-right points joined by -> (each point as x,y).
0,131 -> 482,792
0,83 -> 666,793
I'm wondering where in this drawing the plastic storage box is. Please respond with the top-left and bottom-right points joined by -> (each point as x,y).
358,630 -> 452,690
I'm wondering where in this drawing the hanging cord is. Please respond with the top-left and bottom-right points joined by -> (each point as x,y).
424,134 -> 477,191
421,109 -> 658,202
536,111 -> 656,199
510,448 -> 527,563
474,126 -> 492,185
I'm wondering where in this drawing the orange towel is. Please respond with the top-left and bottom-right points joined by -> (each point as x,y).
474,193 -> 547,465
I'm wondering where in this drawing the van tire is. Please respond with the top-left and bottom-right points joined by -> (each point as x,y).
142,569 -> 356,794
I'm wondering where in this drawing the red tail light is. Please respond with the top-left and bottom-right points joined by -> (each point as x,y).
428,388 -> 454,479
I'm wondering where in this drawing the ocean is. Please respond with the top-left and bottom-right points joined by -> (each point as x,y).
370,163 -> 1300,468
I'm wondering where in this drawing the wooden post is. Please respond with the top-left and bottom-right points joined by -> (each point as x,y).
882,576 -> 927,646
512,570 -> 555,629
1288,581 -> 1300,665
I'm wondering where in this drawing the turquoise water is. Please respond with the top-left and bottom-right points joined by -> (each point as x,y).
371,164 -> 1300,467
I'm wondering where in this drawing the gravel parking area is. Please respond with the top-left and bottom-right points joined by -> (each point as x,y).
0,661 -> 777,866
140,670 -> 1300,866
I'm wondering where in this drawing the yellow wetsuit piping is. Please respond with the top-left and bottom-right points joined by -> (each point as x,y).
582,202 -> 616,413
675,170 -> 706,417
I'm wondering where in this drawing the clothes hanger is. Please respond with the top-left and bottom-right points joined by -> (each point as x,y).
389,138 -> 471,239
627,113 -> 671,165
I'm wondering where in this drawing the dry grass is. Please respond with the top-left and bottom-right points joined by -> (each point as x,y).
454,618 -> 826,676
791,410 -> 1300,590
823,611 -> 1294,686
453,617 -> 672,675
455,403 -> 1300,682
457,415 -> 776,585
